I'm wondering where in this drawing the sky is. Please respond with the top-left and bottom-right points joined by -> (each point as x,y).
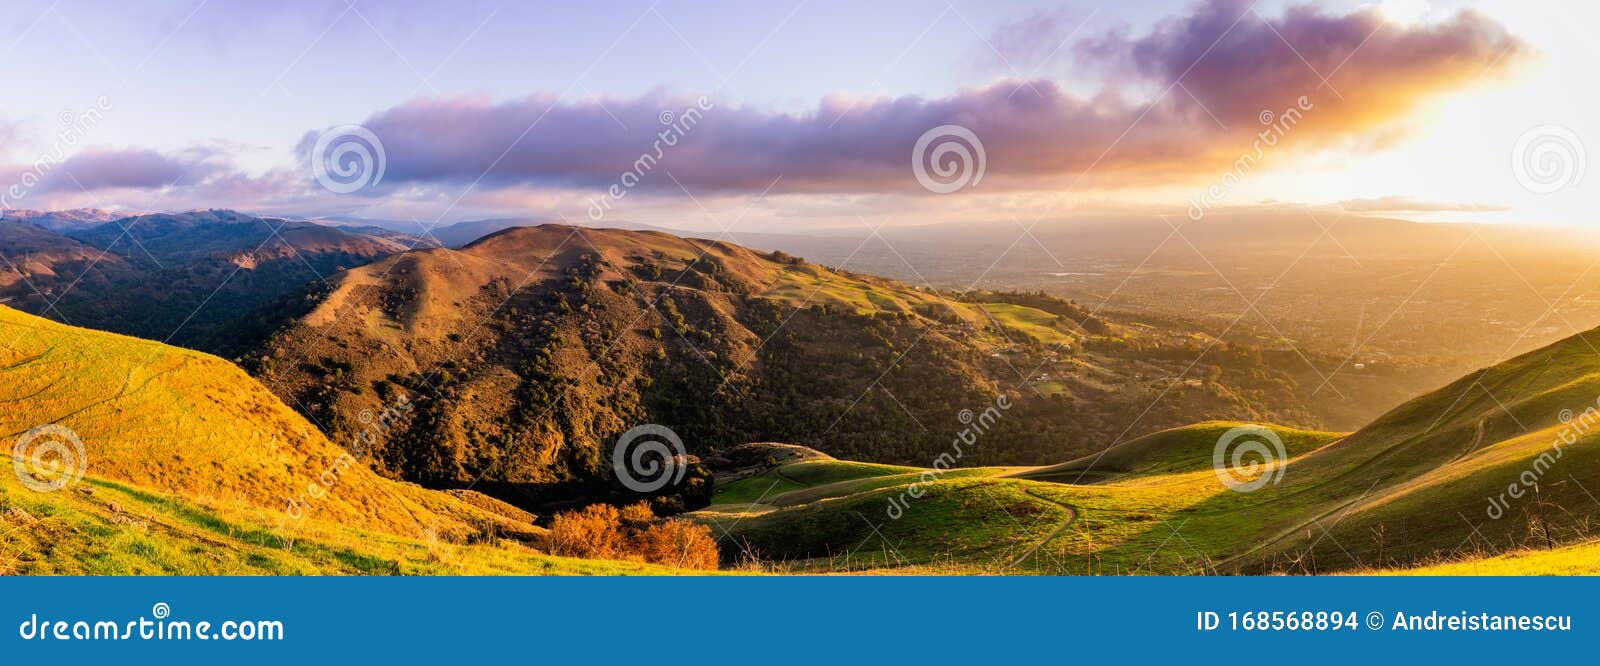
0,0 -> 1593,233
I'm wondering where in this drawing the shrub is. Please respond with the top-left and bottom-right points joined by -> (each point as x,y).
633,520 -> 720,570
545,501 -> 720,569
546,504 -> 626,559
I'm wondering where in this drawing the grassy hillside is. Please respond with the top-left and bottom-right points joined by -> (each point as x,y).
697,322 -> 1600,575
1365,538 -> 1600,576
0,305 -> 696,575
1012,421 -> 1344,483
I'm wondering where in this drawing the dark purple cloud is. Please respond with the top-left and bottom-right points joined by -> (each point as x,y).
1082,0 -> 1527,127
44,148 -> 209,192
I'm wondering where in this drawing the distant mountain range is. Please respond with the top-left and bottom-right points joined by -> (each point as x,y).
0,210 -> 411,349
1,208 -> 132,232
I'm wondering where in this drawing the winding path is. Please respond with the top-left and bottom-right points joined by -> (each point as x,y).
1003,488 -> 1078,572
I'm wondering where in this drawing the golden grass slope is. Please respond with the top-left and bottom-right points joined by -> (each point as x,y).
0,305 -> 701,575
0,305 -> 496,537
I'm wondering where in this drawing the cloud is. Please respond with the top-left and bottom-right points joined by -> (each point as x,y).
1078,0 -> 1526,129
979,7 -> 1084,73
43,148 -> 211,192
320,0 -> 1523,198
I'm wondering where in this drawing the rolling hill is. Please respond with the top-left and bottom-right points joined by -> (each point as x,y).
0,218 -> 137,293
694,324 -> 1600,574
245,224 -> 1332,514
0,304 -> 696,575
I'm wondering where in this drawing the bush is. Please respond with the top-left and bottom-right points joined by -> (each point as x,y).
547,504 -> 627,559
633,520 -> 720,570
545,501 -> 720,569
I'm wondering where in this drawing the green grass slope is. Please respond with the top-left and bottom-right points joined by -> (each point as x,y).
698,327 -> 1600,575
1010,421 -> 1344,483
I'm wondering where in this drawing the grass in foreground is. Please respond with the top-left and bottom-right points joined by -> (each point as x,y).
0,473 -> 706,576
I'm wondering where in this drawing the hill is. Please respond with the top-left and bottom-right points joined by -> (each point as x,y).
0,218 -> 138,293
245,224 -> 1332,514
696,325 -> 1600,574
0,210 -> 406,351
0,304 -> 697,575
1010,421 -> 1343,483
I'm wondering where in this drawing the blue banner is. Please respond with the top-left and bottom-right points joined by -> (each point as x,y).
1,576 -> 1587,663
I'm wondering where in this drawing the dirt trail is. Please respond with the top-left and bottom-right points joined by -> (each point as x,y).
1002,488 -> 1078,572
773,466 -> 806,487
